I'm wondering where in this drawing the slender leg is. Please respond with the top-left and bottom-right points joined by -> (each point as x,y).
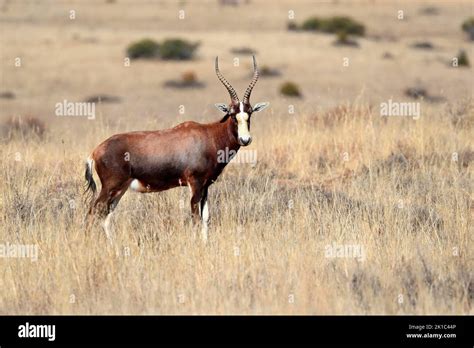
189,182 -> 203,226
103,186 -> 129,240
200,187 -> 210,242
89,182 -> 130,241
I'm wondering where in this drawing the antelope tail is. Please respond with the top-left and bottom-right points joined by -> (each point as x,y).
84,156 -> 97,196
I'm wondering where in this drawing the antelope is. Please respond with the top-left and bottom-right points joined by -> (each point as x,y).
85,56 -> 269,242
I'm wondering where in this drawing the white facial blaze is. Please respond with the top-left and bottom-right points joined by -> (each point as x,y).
236,102 -> 251,144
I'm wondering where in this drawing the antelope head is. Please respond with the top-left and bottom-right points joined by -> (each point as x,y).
214,56 -> 269,146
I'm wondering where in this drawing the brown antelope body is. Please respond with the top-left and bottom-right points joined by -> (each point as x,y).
85,56 -> 269,241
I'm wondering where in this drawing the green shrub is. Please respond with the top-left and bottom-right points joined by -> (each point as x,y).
461,17 -> 474,32
333,30 -> 359,47
159,39 -> 199,60
461,17 -> 474,40
321,16 -> 365,36
126,38 -> 159,59
301,17 -> 322,31
457,50 -> 470,67
280,82 -> 302,97
336,30 -> 349,43
301,16 -> 365,36
126,38 -> 199,60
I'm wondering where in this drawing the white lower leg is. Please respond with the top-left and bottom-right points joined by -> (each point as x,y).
201,199 -> 209,242
102,212 -> 114,240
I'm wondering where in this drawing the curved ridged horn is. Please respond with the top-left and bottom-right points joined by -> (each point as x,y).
242,55 -> 259,104
215,57 -> 239,102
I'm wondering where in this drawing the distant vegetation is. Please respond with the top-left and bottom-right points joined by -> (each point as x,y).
0,91 -> 15,99
411,41 -> 434,50
289,16 -> 365,47
294,16 -> 365,36
334,31 -> 359,47
259,65 -> 281,77
461,17 -> 474,40
404,86 -> 445,103
418,6 -> 440,16
127,38 -> 159,59
280,82 -> 302,97
127,38 -> 199,60
159,39 -> 199,60
1,116 -> 46,141
163,71 -> 205,89
456,49 -> 470,67
84,94 -> 121,103
230,47 -> 257,55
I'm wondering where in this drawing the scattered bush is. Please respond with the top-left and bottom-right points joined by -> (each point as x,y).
218,0 -> 239,6
456,49 -> 470,67
2,116 -> 46,140
404,87 -> 428,99
259,65 -> 281,77
0,91 -> 15,99
159,39 -> 199,60
84,94 -> 121,103
411,41 -> 434,50
287,21 -> 298,31
230,47 -> 257,55
419,6 -> 440,16
280,82 -> 302,97
461,17 -> 474,40
300,16 -> 365,36
301,17 -> 322,31
163,71 -> 205,89
181,71 -> 197,83
126,38 -> 199,60
333,30 -> 359,47
404,87 -> 445,103
126,38 -> 160,59
321,16 -> 365,36
382,52 -> 394,59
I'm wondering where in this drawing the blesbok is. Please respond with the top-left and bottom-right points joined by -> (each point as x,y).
85,56 -> 269,241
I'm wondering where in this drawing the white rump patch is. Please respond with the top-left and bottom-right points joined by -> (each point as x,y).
130,179 -> 146,192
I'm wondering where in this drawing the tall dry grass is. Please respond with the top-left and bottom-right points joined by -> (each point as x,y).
0,100 -> 472,314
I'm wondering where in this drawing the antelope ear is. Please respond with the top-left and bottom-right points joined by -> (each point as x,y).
215,103 -> 229,113
253,102 -> 269,113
